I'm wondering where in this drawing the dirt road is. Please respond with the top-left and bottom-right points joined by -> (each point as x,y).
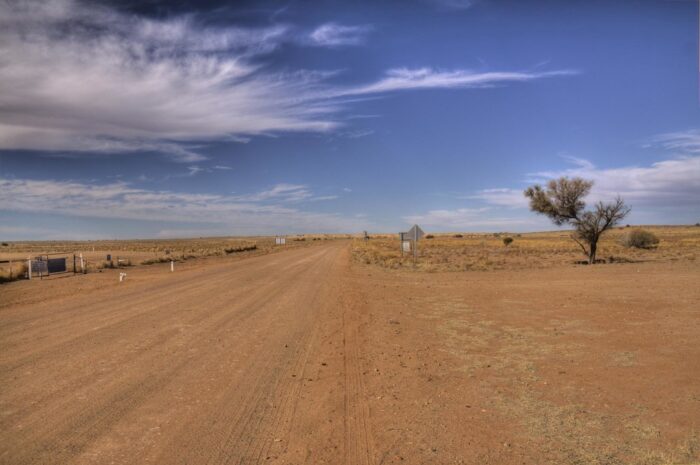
1,242 -> 699,465
0,242 -> 372,465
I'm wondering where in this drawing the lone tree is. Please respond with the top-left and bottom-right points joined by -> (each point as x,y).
524,177 -> 630,264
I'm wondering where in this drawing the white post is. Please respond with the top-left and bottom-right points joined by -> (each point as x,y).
170,260 -> 174,272
27,258 -> 32,280
119,272 -> 126,282
79,253 -> 85,273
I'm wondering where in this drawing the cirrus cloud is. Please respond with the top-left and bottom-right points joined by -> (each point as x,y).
309,23 -> 372,47
0,0 -> 575,162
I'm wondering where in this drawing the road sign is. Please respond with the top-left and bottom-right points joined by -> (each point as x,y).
399,224 -> 426,260
407,224 -> 425,241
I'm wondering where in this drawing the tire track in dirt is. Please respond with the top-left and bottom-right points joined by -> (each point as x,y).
0,251 -> 303,366
341,262 -> 376,465
159,247 -> 337,465
0,245 -> 341,465
0,248 -> 327,438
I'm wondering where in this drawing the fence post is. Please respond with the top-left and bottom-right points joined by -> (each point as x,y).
170,260 -> 174,272
27,258 -> 31,280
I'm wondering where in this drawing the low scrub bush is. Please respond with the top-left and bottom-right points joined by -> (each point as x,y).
425,234 -> 434,239
224,245 -> 257,254
621,229 -> 659,249
141,257 -> 173,265
453,234 -> 463,238
503,237 -> 514,246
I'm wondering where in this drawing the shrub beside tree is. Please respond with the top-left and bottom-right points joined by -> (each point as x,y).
622,229 -> 659,249
524,177 -> 630,264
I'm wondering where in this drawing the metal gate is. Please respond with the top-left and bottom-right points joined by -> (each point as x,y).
47,258 -> 67,273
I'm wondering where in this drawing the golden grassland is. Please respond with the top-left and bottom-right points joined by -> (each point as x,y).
0,234 -> 350,282
352,225 -> 700,272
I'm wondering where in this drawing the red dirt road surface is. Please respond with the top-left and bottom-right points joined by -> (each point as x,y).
1,242 -> 699,464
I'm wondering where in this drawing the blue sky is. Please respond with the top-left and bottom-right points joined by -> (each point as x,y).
1,0 -> 699,239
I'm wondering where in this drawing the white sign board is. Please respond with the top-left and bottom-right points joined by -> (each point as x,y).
275,237 -> 286,245
402,241 -> 411,252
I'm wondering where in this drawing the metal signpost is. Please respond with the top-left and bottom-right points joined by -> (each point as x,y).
399,224 -> 425,263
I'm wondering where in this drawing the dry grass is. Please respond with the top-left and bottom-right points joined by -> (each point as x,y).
0,261 -> 27,283
353,225 -> 700,272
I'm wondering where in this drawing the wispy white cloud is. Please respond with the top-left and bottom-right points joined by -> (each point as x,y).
0,0 -> 575,162
186,166 -> 206,176
309,23 -> 371,47
423,0 -> 478,11
466,135 -> 700,211
525,156 -> 700,207
0,178 -> 362,234
466,188 -> 529,207
231,184 -> 311,202
228,183 -> 338,203
404,207 -> 539,230
341,129 -> 375,139
0,0 -> 333,161
410,149 -> 700,231
654,129 -> 700,155
337,68 -> 578,97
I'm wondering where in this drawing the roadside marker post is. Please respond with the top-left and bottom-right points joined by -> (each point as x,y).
408,224 -> 425,263
171,260 -> 174,272
399,225 -> 425,264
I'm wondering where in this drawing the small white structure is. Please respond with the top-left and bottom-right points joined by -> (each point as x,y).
119,272 -> 127,282
275,236 -> 286,245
